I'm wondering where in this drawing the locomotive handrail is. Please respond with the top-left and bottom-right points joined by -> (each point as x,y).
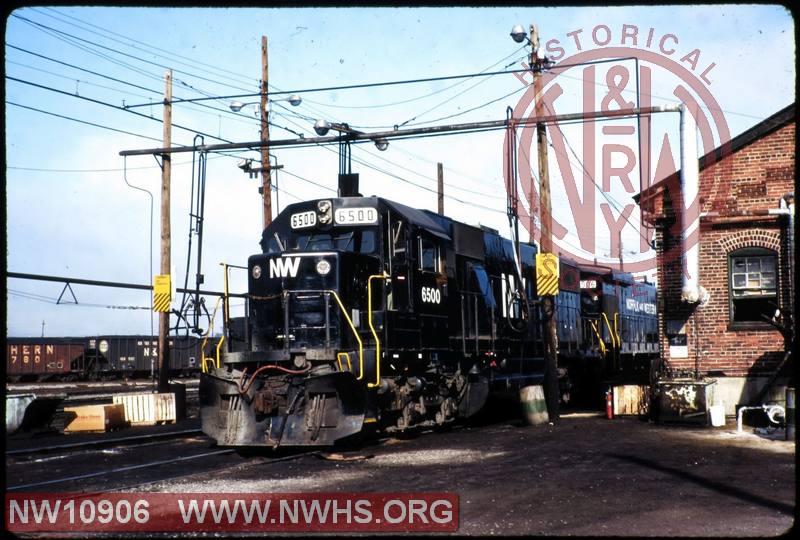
215,335 -> 225,369
201,296 -> 224,373
589,319 -> 606,355
613,312 -> 622,347
601,313 -> 618,349
328,290 -> 365,380
336,352 -> 353,372
367,273 -> 390,388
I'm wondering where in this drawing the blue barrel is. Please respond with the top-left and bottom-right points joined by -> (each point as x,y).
786,387 -> 795,441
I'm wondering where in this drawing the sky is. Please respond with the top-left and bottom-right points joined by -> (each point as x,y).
4,5 -> 795,337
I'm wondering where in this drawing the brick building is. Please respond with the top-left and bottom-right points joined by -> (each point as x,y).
637,104 -> 795,413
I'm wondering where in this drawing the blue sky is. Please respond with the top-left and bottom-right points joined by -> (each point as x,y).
5,5 -> 795,336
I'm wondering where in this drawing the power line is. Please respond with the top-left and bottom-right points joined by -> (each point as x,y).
7,75 -> 234,144
6,59 -> 153,100
300,46 -> 527,111
6,101 -> 164,143
351,145 -> 505,200
7,43 -> 289,134
7,43 -> 161,96
404,85 -> 528,127
34,6 -> 259,88
12,13 -> 255,94
272,113 -> 508,212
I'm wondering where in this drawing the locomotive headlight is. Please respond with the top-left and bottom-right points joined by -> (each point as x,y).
252,264 -> 262,279
316,259 -> 331,276
99,340 -> 109,354
317,200 -> 332,224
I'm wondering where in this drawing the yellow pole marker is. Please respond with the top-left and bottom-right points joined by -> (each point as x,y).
153,274 -> 171,312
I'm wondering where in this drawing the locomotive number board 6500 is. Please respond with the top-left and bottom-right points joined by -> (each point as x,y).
290,211 -> 317,229
334,207 -> 378,225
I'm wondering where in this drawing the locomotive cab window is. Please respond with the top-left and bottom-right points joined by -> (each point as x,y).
418,235 -> 441,273
291,229 -> 376,253
729,248 -> 778,326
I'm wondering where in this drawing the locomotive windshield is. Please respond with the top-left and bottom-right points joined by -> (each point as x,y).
265,228 -> 377,254
293,228 -> 376,253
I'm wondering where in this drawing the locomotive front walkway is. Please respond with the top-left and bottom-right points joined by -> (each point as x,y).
144,408 -> 795,536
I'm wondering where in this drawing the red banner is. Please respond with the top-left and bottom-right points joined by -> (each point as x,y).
6,492 -> 458,533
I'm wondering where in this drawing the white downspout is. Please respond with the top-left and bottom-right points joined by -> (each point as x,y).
784,194 -> 795,312
680,104 -> 702,304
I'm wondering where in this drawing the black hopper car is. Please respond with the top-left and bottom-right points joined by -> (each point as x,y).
7,335 -> 215,382
200,196 -> 659,448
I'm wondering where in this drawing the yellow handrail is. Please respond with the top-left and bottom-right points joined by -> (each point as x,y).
336,352 -> 352,372
329,290 -> 364,380
215,335 -> 225,369
601,313 -> 618,349
589,319 -> 606,355
613,312 -> 622,348
201,296 -> 223,373
367,273 -> 390,388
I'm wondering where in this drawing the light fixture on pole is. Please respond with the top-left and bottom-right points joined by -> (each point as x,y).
312,120 -> 390,152
229,94 -> 302,113
510,23 -> 554,70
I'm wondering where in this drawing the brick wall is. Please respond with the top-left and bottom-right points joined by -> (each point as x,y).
654,121 -> 794,377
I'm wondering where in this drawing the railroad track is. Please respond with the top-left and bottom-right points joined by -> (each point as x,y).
5,428 -> 203,457
6,444 -> 322,492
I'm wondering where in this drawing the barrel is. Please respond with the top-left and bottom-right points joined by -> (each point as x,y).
786,387 -> 795,441
520,385 -> 549,425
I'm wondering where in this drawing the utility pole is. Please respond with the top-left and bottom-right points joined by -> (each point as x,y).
437,162 -> 444,215
158,69 -> 173,394
531,24 -> 559,423
260,35 -> 272,229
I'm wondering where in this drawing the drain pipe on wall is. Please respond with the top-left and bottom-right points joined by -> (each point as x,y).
679,103 -> 703,305
783,193 -> 794,317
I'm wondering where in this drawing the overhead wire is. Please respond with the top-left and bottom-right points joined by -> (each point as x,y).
11,13 -> 256,94
6,100 -> 164,143
35,6 -> 259,88
7,75 -> 235,144
272,112 -> 508,213
300,46 -> 527,111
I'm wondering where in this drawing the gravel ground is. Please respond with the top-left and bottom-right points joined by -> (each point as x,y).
135,412 -> 794,536
6,402 -> 794,536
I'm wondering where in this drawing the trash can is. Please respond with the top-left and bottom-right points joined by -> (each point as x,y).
519,385 -> 548,425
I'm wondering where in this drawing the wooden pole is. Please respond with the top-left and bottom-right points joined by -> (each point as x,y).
158,69 -> 173,393
261,36 -> 272,228
437,162 -> 444,215
531,24 -> 559,423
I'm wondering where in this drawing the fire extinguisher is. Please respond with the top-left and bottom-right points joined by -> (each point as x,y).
605,387 -> 614,419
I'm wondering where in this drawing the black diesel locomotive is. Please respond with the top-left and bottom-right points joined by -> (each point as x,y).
200,196 -> 659,447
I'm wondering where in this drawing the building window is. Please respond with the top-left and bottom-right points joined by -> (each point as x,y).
729,248 -> 778,325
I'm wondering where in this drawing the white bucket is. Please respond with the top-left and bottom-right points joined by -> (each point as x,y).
520,385 -> 549,425
709,404 -> 726,427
